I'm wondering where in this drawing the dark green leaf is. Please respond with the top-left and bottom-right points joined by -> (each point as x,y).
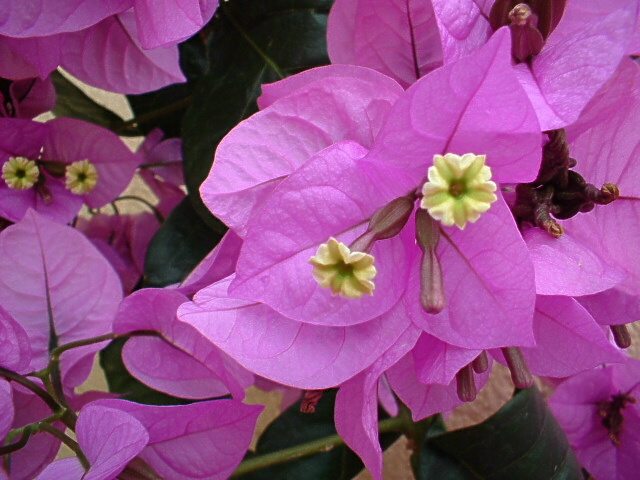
126,35 -> 210,138
182,0 -> 333,226
419,387 -> 584,480
144,196 -> 225,288
237,390 -> 400,480
51,71 -> 133,134
99,338 -> 192,405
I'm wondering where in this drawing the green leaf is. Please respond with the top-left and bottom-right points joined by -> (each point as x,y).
126,35 -> 210,138
99,338 -> 192,405
51,71 -> 135,135
182,0 -> 333,227
418,387 -> 584,480
143,196 -> 225,288
236,390 -> 400,480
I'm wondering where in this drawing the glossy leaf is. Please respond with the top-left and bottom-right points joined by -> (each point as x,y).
237,389 -> 401,480
182,0 -> 332,225
127,34 -> 209,138
51,71 -> 133,135
423,387 -> 584,480
144,196 -> 224,288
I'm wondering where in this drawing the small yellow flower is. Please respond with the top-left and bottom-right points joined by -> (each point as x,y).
421,153 -> 497,229
65,159 -> 98,194
309,237 -> 377,299
2,156 -> 40,190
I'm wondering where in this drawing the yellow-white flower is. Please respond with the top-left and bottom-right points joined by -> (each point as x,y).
309,237 -> 377,299
421,153 -> 497,229
65,159 -> 98,194
2,156 -> 39,190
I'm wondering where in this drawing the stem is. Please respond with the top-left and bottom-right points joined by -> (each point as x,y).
37,423 -> 90,471
34,330 -> 160,379
220,3 -> 285,79
114,196 -> 165,223
231,415 -> 407,477
0,427 -> 33,456
114,97 -> 193,134
0,367 -> 62,419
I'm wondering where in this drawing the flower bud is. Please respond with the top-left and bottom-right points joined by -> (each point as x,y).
501,347 -> 533,389
456,365 -> 477,402
610,325 -> 632,349
415,209 -> 446,314
472,351 -> 490,373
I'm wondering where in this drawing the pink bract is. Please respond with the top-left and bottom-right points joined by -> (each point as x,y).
0,210 -> 122,387
181,29 -> 540,398
115,288 -> 252,400
550,359 -> 640,480
0,117 -> 141,223
91,398 -> 262,480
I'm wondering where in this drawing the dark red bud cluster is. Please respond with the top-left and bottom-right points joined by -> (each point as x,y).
512,129 -> 621,237
597,392 -> 637,446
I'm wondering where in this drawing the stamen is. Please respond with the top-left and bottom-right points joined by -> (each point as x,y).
65,159 -> 98,194
309,238 -> 376,299
2,156 -> 39,190
501,347 -> 533,389
456,365 -> 477,402
421,153 -> 497,229
415,210 -> 446,313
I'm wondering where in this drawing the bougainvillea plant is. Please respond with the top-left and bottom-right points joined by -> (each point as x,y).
0,0 -> 639,479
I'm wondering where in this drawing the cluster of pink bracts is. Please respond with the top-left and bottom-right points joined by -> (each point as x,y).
1,1 -> 639,479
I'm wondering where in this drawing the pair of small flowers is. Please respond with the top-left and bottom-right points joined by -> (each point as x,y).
3,156 -> 98,194
310,152 -> 496,300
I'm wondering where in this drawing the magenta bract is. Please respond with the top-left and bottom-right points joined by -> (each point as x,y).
550,359 -> 640,480
0,210 -> 122,387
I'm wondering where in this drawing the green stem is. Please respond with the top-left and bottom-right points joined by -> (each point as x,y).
33,330 -> 160,380
231,415 -> 408,477
37,423 -> 91,471
0,367 -> 63,420
0,427 -> 34,456
220,3 -> 285,79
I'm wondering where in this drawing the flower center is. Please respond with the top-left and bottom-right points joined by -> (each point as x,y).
2,156 -> 40,190
309,237 -> 376,299
65,159 -> 98,194
449,180 -> 466,197
421,153 -> 497,229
